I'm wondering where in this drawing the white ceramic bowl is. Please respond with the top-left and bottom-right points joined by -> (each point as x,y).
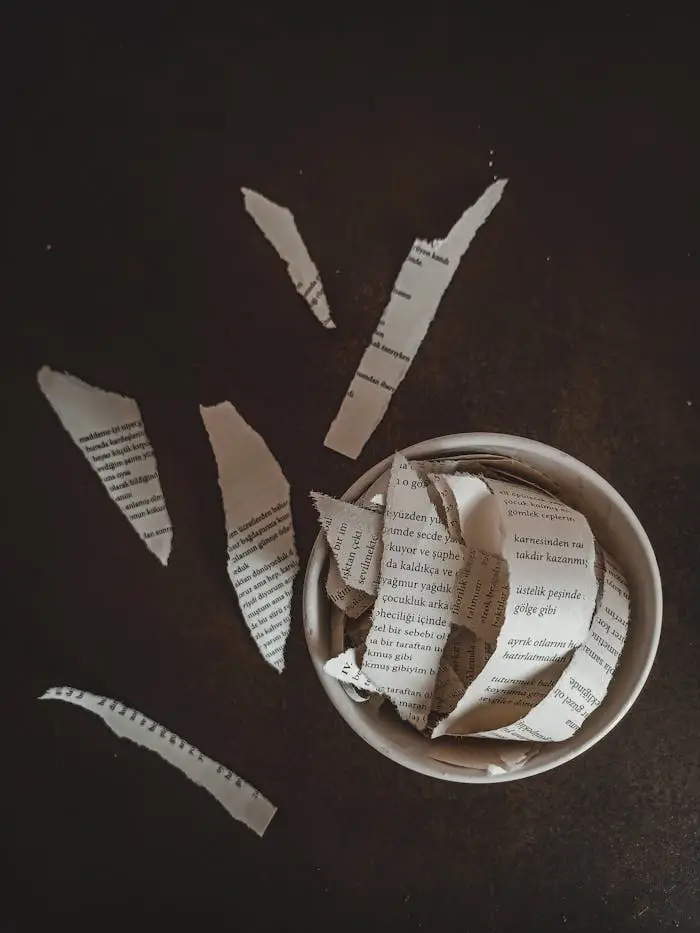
303,434 -> 662,782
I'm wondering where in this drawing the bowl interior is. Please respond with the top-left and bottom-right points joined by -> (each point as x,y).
303,433 -> 662,783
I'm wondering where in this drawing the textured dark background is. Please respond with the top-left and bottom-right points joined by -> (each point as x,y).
7,7 -> 700,929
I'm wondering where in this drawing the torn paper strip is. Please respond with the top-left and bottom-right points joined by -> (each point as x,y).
453,548 -> 510,645
361,456 -> 464,730
433,479 -> 598,737
201,401 -> 298,672
312,493 -> 383,594
476,550 -> 630,741
422,476 -> 511,648
345,609 -> 373,649
40,687 -> 276,837
431,661 -> 465,716
428,473 -> 502,554
324,648 -> 378,694
445,625 -> 492,688
325,559 -> 375,619
242,187 -> 335,329
37,366 -> 173,564
324,179 -> 508,458
426,472 -> 463,543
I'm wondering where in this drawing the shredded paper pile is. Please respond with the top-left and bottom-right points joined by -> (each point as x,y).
313,453 -> 631,775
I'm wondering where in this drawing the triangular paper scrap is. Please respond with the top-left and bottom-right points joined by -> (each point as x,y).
37,366 -> 173,564
242,187 -> 335,329
200,401 -> 299,672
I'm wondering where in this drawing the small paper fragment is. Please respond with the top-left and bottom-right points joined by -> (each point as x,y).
433,479 -> 598,737
324,179 -> 508,458
242,187 -> 335,329
324,648 -> 378,694
361,455 -> 464,730
476,550 -> 630,741
37,366 -> 173,564
201,401 -> 299,672
312,493 -> 383,594
40,687 -> 276,837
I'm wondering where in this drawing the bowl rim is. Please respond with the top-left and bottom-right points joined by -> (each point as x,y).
303,432 -> 663,783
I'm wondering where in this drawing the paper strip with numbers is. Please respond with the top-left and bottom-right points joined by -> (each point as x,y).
37,366 -> 173,564
242,187 -> 335,329
324,179 -> 508,458
40,687 -> 276,837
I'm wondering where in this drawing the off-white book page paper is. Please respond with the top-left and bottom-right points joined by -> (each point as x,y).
453,548 -> 510,645
242,187 -> 335,329
201,401 -> 298,672
431,661 -> 465,716
37,366 -> 173,564
428,472 -> 501,553
360,456 -> 464,730
444,625 -> 492,687
324,648 -> 378,694
476,550 -> 630,741
433,479 -> 598,737
40,687 -> 276,837
312,493 -> 383,594
324,179 -> 508,458
325,559 -> 375,618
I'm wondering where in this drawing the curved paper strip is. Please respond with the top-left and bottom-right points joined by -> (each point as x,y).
474,550 -> 630,741
433,479 -> 598,737
428,472 -> 501,554
40,687 -> 276,837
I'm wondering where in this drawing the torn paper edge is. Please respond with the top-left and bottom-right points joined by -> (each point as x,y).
432,480 -> 598,738
325,557 -> 375,618
40,687 -> 276,837
311,491 -> 383,595
37,365 -> 173,565
200,401 -> 299,672
474,549 -> 631,742
324,179 -> 507,458
324,647 -> 378,697
242,187 -> 335,328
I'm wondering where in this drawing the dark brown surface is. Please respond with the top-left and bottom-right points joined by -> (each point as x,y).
7,9 -> 700,929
